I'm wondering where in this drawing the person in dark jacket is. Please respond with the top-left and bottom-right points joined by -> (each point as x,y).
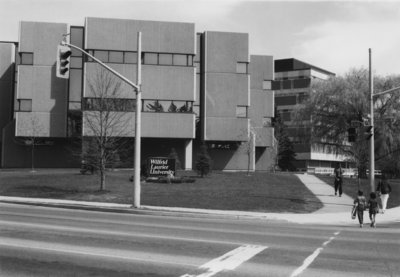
334,164 -> 343,197
376,174 -> 392,213
353,190 -> 367,228
368,192 -> 379,228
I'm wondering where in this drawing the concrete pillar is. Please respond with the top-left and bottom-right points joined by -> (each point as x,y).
184,139 -> 193,170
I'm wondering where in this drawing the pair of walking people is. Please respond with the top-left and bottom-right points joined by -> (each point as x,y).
352,174 -> 392,228
353,190 -> 379,228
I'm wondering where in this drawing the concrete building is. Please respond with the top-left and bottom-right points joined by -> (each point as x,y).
0,17 -> 275,171
272,58 -> 346,173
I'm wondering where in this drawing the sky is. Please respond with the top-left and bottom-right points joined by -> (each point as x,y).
1,0 -> 399,76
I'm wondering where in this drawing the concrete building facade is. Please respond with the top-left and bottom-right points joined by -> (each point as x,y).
0,17 -> 275,171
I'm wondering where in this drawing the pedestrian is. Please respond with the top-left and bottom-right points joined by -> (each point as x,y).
376,174 -> 392,213
353,190 -> 367,228
334,164 -> 343,197
368,192 -> 379,228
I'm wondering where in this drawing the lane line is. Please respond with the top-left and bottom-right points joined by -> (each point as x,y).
0,237 -> 198,267
181,244 -> 267,277
290,231 -> 341,277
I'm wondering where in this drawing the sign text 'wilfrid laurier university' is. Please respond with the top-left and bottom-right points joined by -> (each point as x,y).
147,157 -> 175,177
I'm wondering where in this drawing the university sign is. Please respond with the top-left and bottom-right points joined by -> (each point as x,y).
147,157 -> 175,177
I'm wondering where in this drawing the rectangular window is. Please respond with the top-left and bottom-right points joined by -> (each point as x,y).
70,27 -> 83,57
94,50 -> 108,62
236,62 -> 248,74
262,80 -> 272,90
68,102 -> 81,110
262,117 -> 271,127
144,53 -> 158,65
159,53 -> 173,65
109,51 -> 124,63
275,96 -> 297,106
124,52 -> 137,64
19,99 -> 32,112
236,106 -> 248,118
20,53 -> 33,65
173,54 -> 187,66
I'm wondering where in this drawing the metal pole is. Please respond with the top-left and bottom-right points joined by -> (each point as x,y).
133,32 -> 142,208
369,48 -> 375,192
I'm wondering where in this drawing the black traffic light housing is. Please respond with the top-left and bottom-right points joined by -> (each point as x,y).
347,127 -> 357,142
56,45 -> 72,79
364,125 -> 373,140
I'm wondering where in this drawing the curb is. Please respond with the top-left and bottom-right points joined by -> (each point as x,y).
2,196 -> 399,226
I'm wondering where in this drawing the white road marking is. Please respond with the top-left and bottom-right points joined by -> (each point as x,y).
0,237 -> 198,267
290,231 -> 341,277
181,244 -> 267,277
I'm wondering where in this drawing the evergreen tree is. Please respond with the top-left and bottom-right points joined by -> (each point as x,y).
195,143 -> 212,177
273,108 -> 297,171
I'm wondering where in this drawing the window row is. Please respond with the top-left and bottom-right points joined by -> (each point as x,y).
82,98 -> 194,113
86,50 -> 194,67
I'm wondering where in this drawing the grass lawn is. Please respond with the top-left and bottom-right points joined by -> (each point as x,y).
0,169 -> 323,213
317,175 -> 400,209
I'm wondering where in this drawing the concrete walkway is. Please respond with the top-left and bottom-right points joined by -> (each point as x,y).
1,174 -> 399,226
296,174 -> 354,214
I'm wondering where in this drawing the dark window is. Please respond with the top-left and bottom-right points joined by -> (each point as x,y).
20,53 -> 33,65
293,78 -> 311,89
236,62 -> 248,74
236,106 -> 248,118
282,80 -> 292,89
144,53 -> 158,65
109,51 -> 124,63
271,81 -> 281,90
18,99 -> 32,112
159,54 -> 173,65
275,96 -> 297,106
83,98 -> 136,112
124,52 -> 137,64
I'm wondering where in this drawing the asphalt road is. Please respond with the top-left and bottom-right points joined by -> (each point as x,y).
0,202 -> 399,277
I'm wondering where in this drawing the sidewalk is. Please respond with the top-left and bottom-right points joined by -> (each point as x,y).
1,174 -> 399,226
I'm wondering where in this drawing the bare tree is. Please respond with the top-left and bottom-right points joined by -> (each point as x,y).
82,68 -> 133,190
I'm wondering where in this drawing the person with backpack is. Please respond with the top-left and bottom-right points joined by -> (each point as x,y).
353,190 -> 367,228
368,192 -> 379,228
376,174 -> 392,213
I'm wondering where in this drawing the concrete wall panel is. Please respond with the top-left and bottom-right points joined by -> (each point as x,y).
205,117 -> 249,141
142,113 -> 195,138
17,66 -> 68,113
19,22 -> 68,66
15,112 -> 66,137
205,31 -> 249,73
85,17 -> 195,54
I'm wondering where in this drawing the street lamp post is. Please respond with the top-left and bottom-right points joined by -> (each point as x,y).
369,49 -> 375,192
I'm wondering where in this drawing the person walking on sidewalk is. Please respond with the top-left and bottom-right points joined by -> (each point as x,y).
334,164 -> 343,197
368,192 -> 379,228
377,174 -> 392,213
353,190 -> 367,228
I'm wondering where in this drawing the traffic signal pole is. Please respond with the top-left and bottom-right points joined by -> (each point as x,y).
60,33 -> 142,208
369,48 -> 375,193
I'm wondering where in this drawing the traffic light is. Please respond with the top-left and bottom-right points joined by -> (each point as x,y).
364,125 -> 373,140
348,127 -> 356,142
56,45 -> 72,79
